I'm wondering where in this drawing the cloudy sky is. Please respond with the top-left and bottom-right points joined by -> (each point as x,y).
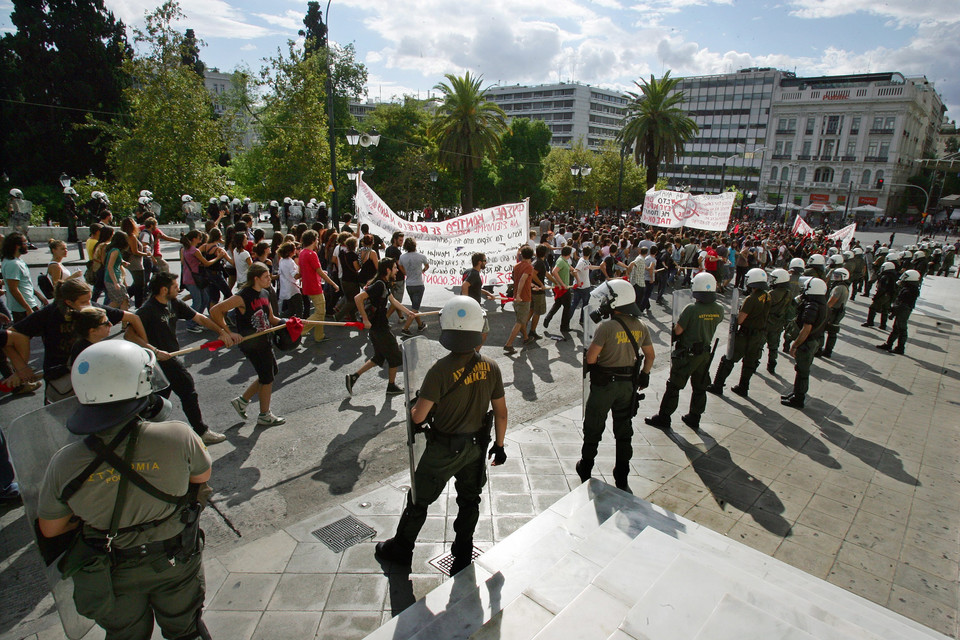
3,0 -> 958,117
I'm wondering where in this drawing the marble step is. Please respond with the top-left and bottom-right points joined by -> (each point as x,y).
691,593 -> 819,640
530,585 -> 632,640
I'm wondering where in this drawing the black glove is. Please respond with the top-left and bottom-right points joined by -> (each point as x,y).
488,443 -> 507,465
637,371 -> 650,389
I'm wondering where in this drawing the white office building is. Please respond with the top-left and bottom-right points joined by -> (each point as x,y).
484,82 -> 628,150
761,72 -> 945,218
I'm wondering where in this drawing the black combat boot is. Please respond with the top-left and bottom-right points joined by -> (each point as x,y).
680,414 -> 701,431
375,537 -> 415,567
730,370 -> 752,397
575,459 -> 593,483
707,357 -> 734,395
644,414 -> 670,430
875,342 -> 892,351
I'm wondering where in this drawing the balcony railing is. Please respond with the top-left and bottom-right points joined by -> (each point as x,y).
775,129 -> 796,135
841,155 -> 857,161
797,155 -> 812,160
820,155 -> 836,161
864,156 -> 889,163
771,154 -> 792,160
849,129 -> 859,135
869,128 -> 895,135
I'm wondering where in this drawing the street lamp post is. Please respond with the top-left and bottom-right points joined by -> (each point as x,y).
710,154 -> 741,194
570,163 -> 591,216
782,162 -> 799,226
345,126 -> 381,218
887,182 -> 930,242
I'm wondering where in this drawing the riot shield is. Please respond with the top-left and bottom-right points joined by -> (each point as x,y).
401,336 -> 437,504
581,298 -> 601,420
248,202 -> 260,214
12,199 -> 33,216
148,202 -> 161,218
183,202 -> 201,219
672,289 -> 693,327
6,397 -> 95,640
288,205 -> 303,223
305,204 -> 318,223
725,289 -> 740,360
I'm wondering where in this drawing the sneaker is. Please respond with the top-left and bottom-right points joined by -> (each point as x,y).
230,396 -> 250,419
401,327 -> 413,337
503,345 -> 517,355
386,383 -> 404,395
186,324 -> 203,333
730,385 -> 749,397
417,322 -> 426,332
0,482 -> 21,504
257,412 -> 286,426
875,343 -> 892,351
345,373 -> 358,395
12,380 -> 41,395
201,430 -> 227,445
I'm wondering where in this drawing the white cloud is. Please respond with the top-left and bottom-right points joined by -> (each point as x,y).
240,43 -> 257,51
251,10 -> 303,32
788,0 -> 960,25
107,0 -> 276,39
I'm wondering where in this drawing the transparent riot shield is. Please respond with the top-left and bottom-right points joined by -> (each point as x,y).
12,199 -> 33,216
6,397 -> 95,640
183,202 -> 201,220
672,289 -> 693,327
148,202 -> 161,218
581,295 -> 601,420
725,289 -> 740,360
288,205 -> 303,224
401,336 -> 437,504
248,202 -> 259,215
305,204 -> 317,223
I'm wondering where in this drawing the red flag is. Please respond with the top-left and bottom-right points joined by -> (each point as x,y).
594,204 -> 600,217
344,321 -> 365,329
285,317 -> 304,341
201,340 -> 225,351
0,381 -> 12,393
732,223 -> 740,234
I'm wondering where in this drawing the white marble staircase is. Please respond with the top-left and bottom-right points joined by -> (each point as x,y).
363,480 -> 949,640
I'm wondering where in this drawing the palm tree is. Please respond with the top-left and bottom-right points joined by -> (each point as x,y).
429,72 -> 507,213
620,71 -> 698,191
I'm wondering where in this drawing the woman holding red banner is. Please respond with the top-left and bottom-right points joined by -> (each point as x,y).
211,263 -> 287,427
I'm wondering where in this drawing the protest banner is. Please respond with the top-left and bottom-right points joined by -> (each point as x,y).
826,222 -> 857,250
639,189 -> 736,231
792,215 -> 815,237
355,173 -> 529,288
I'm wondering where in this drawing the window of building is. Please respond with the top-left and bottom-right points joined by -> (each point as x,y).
879,141 -> 890,158
826,116 -> 840,135
884,116 -> 895,130
873,116 -> 884,130
823,140 -> 835,157
802,141 -> 812,156
805,117 -> 815,135
841,169 -> 851,183
784,141 -> 793,155
846,141 -> 857,157
770,166 -> 778,181
775,141 -> 784,155
876,170 -> 884,182
781,167 -> 790,181
867,141 -> 879,157
797,167 -> 807,182
851,117 -> 861,133
814,167 -> 834,183
861,169 -> 871,185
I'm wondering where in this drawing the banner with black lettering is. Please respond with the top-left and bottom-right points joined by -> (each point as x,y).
639,189 -> 735,231
355,173 -> 529,287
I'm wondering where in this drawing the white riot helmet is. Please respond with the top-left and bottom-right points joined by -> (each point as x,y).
877,246 -> 889,254
745,267 -> 768,290
438,295 -> 486,352
231,198 -> 241,206
842,250 -> 854,260
902,250 -> 913,260
933,248 -> 942,255
826,247 -> 839,257
914,250 -> 925,259
270,200 -> 279,208
828,254 -> 844,267
90,190 -> 103,199
243,197 -> 251,203
139,190 -> 153,198
138,196 -> 150,205
947,246 -> 956,253
887,251 -> 900,262
831,268 -> 849,282
899,269 -> 921,284
880,261 -> 896,273
219,195 -> 229,203
9,188 -> 23,198
807,254 -> 825,267
283,197 -> 292,204
98,192 -> 110,204
67,341 -> 171,434
63,186 -> 77,195
309,198 -> 317,204
803,278 -> 827,296
853,247 -> 863,256
691,272 -> 716,303
182,194 -> 193,202
789,257 -> 805,272
319,201 -> 326,208
770,268 -> 791,286
589,279 -> 641,318
209,197 -> 217,204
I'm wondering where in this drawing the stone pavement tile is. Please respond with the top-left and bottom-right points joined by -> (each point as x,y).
755,483 -> 813,519
532,492 -> 568,513
506,429 -> 552,444
631,459 -> 684,484
645,489 -> 696,519
323,573 -> 389,611
266,574 -> 335,611
814,480 -> 865,508
893,562 -> 959,608
200,611 -> 261,640
827,561 -> 893,605
735,458 -> 783,483
745,446 -> 795,469
340,542 -> 389,573
203,557 -> 230,607
858,494 -> 911,523
899,543 -> 960,583
683,504 -> 738,535
528,473 -> 571,493
887,584 -> 958,638
517,442 -> 556,458
219,530 -> 297,573
208,573 -> 281,611
846,512 -> 907,561
657,477 -> 710,505
804,494 -> 857,524
251,611 -> 321,640
552,443 -> 582,458
794,506 -> 853,539
547,429 -> 583,443
775,468 -> 824,493
862,481 -> 914,511
411,542 -> 447,569
906,510 -> 960,545
524,457 -> 566,476
650,445 -> 694,467
445,514 -> 493,544
834,542 -> 897,582
773,540 -> 834,579
714,477 -> 765,509
492,493 -> 536,516
492,515 -> 531,541
618,473 -> 660,500
783,521 -> 843,556
491,457 -> 526,475
342,484 -> 408,516
284,506 -> 352,543
447,493 -> 491,516
489,474 -> 531,494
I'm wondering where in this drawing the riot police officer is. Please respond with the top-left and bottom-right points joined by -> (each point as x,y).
937,246 -> 955,276
862,261 -> 897,329
36,341 -> 212,640
63,186 -> 79,243
577,279 -> 655,492
818,267 -> 849,358
764,268 -> 793,373
865,246 -> 889,296
849,247 -> 866,299
7,188 -> 37,249
644,273 -> 722,432
182,194 -> 200,231
781,257 -> 805,352
375,296 -> 507,576
708,267 -> 770,398
876,270 -> 921,355
782,278 -> 828,408
804,253 -> 826,280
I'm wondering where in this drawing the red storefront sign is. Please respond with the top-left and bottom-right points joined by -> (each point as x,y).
858,196 -> 878,206
810,194 -> 830,203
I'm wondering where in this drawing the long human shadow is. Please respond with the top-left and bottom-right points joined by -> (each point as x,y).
668,430 -> 792,537
210,422 -> 269,508
312,396 -> 398,495
811,402 -> 921,487
0,513 -> 53,636
724,394 -> 841,470
510,350 -> 538,402
906,356 -> 960,382
524,342 -> 557,385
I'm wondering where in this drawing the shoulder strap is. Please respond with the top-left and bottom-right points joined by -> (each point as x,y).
60,420 -> 137,502
612,316 -> 642,367
441,353 -> 481,401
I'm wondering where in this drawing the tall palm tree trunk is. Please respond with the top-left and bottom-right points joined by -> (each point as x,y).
462,164 -> 474,213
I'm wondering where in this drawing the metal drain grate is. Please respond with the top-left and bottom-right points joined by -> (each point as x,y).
311,515 -> 377,553
428,546 -> 483,576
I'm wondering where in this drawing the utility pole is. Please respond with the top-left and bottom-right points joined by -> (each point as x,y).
323,0 -> 339,231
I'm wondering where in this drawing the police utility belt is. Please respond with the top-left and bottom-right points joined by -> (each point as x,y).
589,365 -> 635,386
414,353 -> 495,454
673,341 -> 708,358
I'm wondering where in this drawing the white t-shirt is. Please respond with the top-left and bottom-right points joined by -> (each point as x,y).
399,251 -> 429,287
574,258 -> 593,289
277,257 -> 299,301
232,248 -> 251,290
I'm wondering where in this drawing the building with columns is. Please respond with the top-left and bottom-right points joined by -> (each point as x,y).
760,72 -> 945,219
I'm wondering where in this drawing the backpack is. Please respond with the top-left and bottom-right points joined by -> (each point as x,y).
37,272 -> 54,298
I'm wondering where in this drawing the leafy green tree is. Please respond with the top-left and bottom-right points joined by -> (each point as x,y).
429,72 -> 507,214
181,28 -> 204,76
92,1 -> 224,219
620,71 -> 698,191
299,1 -> 327,55
0,0 -> 129,185
588,140 -> 648,211
494,118 -> 553,211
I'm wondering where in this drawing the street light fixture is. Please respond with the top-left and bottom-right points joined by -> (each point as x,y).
710,154 -> 741,194
59,173 -> 71,188
570,164 -> 591,215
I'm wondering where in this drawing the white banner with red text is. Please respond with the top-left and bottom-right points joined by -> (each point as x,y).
639,189 -> 736,231
355,173 -> 529,288
826,222 -> 857,250
791,215 -> 815,237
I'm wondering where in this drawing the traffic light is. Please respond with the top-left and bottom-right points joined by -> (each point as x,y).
876,178 -> 885,189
